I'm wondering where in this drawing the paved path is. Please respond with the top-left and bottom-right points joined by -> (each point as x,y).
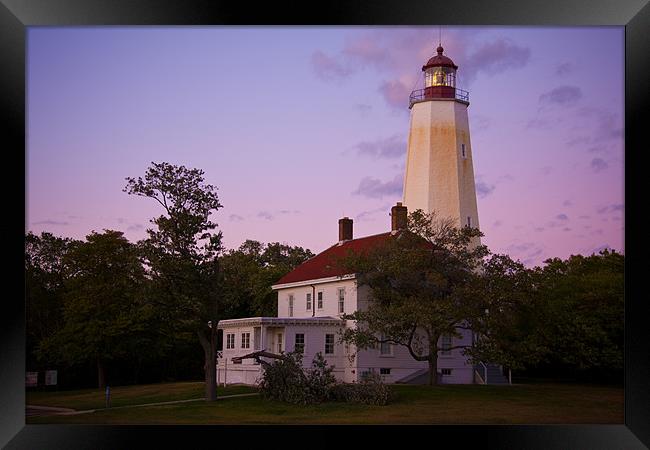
27,392 -> 260,417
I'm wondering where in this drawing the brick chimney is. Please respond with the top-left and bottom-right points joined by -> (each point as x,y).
338,217 -> 353,243
391,202 -> 408,232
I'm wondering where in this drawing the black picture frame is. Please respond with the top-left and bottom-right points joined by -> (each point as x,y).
2,0 -> 648,448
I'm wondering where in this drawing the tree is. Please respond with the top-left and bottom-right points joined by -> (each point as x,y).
221,240 -> 314,318
124,162 -> 224,401
39,230 -> 147,388
531,250 -> 624,376
339,210 -> 489,385
25,232 -> 80,370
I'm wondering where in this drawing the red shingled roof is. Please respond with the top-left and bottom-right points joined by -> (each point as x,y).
274,232 -> 393,285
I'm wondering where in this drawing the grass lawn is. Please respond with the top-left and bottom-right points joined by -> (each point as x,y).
26,381 -> 257,411
26,382 -> 622,424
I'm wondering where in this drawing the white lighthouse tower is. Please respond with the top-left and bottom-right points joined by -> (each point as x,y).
402,44 -> 480,240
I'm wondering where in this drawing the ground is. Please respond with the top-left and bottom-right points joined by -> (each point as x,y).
26,381 -> 623,425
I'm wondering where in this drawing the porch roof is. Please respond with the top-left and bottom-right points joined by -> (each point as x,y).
217,316 -> 344,329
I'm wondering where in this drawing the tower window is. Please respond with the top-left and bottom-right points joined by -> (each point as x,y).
461,143 -> 466,158
467,216 -> 471,227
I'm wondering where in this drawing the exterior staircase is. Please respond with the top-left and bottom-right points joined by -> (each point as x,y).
475,363 -> 510,385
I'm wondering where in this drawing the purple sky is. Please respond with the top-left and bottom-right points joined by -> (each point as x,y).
27,27 -> 624,267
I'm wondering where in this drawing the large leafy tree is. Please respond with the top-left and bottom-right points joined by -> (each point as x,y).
531,250 -> 624,374
124,162 -> 224,401
25,232 -> 80,370
221,240 -> 314,318
39,230 -> 148,388
339,210 -> 489,385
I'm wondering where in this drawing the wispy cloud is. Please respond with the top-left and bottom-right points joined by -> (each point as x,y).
475,180 -> 495,198
127,223 -> 144,231
356,205 -> 390,222
33,220 -> 69,226
555,62 -> 573,76
539,85 -> 582,106
257,211 -> 274,221
311,50 -> 353,80
229,214 -> 244,222
556,213 -> 569,221
354,134 -> 405,159
353,174 -> 403,199
590,158 -> 608,172
596,204 -> 623,214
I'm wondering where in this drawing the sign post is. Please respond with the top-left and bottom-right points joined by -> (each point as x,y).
105,385 -> 111,408
25,372 -> 38,388
45,370 -> 58,387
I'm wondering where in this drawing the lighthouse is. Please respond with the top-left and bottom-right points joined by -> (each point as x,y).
402,44 -> 480,241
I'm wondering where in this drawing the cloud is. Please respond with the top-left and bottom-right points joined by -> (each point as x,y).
32,220 -> 69,226
257,211 -> 274,221
353,174 -> 403,199
462,38 -> 531,84
356,205 -> 390,222
127,223 -> 144,231
539,86 -> 582,106
311,50 -> 354,80
556,213 -> 569,221
534,227 -> 545,232
279,210 -> 301,215
355,134 -> 405,159
540,166 -> 553,176
555,62 -> 573,76
597,204 -> 623,214
493,220 -> 502,227
378,79 -> 411,110
562,200 -> 573,207
229,214 -> 244,222
475,180 -> 495,198
590,158 -> 608,172
355,104 -> 372,116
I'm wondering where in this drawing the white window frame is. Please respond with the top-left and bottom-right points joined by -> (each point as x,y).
241,332 -> 250,349
325,333 -> 334,354
317,291 -> 324,309
441,368 -> 452,376
276,332 -> 283,353
441,335 -> 452,356
226,333 -> 235,350
379,368 -> 391,375
288,294 -> 294,317
295,333 -> 305,353
379,334 -> 393,357
337,288 -> 345,314
306,292 -> 312,310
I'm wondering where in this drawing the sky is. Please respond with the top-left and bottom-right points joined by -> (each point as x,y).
27,26 -> 624,267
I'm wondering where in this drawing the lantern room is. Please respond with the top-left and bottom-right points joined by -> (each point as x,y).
409,44 -> 469,108
423,45 -> 458,89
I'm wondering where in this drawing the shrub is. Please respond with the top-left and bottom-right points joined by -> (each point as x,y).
258,351 -> 336,405
329,372 -> 392,405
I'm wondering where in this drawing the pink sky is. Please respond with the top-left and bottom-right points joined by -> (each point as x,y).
27,27 -> 624,267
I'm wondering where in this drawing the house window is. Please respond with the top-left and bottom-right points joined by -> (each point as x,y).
380,368 -> 391,375
226,333 -> 235,349
288,295 -> 294,317
295,333 -> 305,353
306,293 -> 312,310
337,288 -> 345,314
379,335 -> 393,356
254,327 -> 261,350
441,335 -> 452,355
461,143 -> 466,158
241,332 -> 250,349
276,333 -> 283,353
441,368 -> 452,376
325,334 -> 334,354
317,291 -> 323,309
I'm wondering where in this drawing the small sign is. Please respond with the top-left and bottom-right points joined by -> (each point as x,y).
26,372 -> 38,387
45,370 -> 58,386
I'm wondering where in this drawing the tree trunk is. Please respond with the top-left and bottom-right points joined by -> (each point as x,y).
428,355 -> 439,386
198,327 -> 218,402
97,357 -> 106,389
